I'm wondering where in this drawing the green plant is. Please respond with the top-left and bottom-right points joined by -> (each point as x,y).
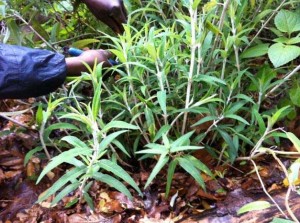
2,1 -> 300,220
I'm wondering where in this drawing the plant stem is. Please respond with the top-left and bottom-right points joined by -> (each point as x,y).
181,4 -> 197,134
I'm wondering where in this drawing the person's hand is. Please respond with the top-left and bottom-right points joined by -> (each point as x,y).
78,49 -> 112,66
66,49 -> 112,75
82,0 -> 127,34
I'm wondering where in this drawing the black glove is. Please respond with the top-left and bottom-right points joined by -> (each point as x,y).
82,0 -> 127,34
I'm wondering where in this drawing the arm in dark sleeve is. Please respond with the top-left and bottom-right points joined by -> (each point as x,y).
0,44 -> 67,99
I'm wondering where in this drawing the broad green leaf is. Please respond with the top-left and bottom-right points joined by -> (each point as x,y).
166,159 -> 178,198
102,121 -> 139,132
37,167 -> 86,202
241,44 -> 269,59
274,10 -> 300,35
178,157 -> 205,189
93,172 -> 133,200
97,159 -> 142,195
237,201 -> 271,215
286,132 -> 300,153
51,182 -> 80,205
72,39 -> 100,48
157,91 -> 167,115
37,148 -> 91,183
274,36 -> 300,45
268,43 -> 300,68
144,154 -> 169,189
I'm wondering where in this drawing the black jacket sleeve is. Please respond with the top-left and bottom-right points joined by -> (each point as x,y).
0,44 -> 67,99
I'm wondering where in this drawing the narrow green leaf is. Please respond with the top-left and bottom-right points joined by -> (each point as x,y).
144,154 -> 169,189
185,155 -> 213,177
178,157 -> 205,189
191,115 -> 217,127
286,132 -> 300,153
237,201 -> 271,215
37,148 -> 91,183
24,146 -> 43,166
99,130 -> 128,150
61,136 -> 90,150
51,182 -> 80,205
170,146 -> 203,153
136,147 -> 167,154
271,217 -> 295,223
92,84 -> 102,120
72,39 -> 100,48
166,159 -> 178,198
225,114 -> 249,125
36,104 -> 43,126
157,90 -> 167,115
153,125 -> 171,142
37,167 -> 86,203
102,121 -> 139,132
98,159 -> 142,195
218,129 -> 237,163
93,172 -> 133,200
271,106 -> 290,125
44,123 -> 79,139
171,131 -> 195,149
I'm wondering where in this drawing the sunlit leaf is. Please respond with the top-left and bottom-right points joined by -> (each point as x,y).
237,201 -> 271,215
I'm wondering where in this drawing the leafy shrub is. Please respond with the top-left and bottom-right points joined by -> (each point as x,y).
1,0 -> 300,210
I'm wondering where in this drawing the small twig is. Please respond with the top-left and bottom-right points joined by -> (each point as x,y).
266,64 -> 300,98
13,13 -> 56,51
250,159 -> 288,219
285,187 -> 299,223
0,114 -> 30,129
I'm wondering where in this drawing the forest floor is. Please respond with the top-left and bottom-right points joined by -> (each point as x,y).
0,99 -> 300,223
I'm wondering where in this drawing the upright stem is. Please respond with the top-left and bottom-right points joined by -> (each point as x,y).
181,5 -> 197,134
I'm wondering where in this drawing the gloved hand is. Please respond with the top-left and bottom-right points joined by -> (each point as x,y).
81,0 -> 127,34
